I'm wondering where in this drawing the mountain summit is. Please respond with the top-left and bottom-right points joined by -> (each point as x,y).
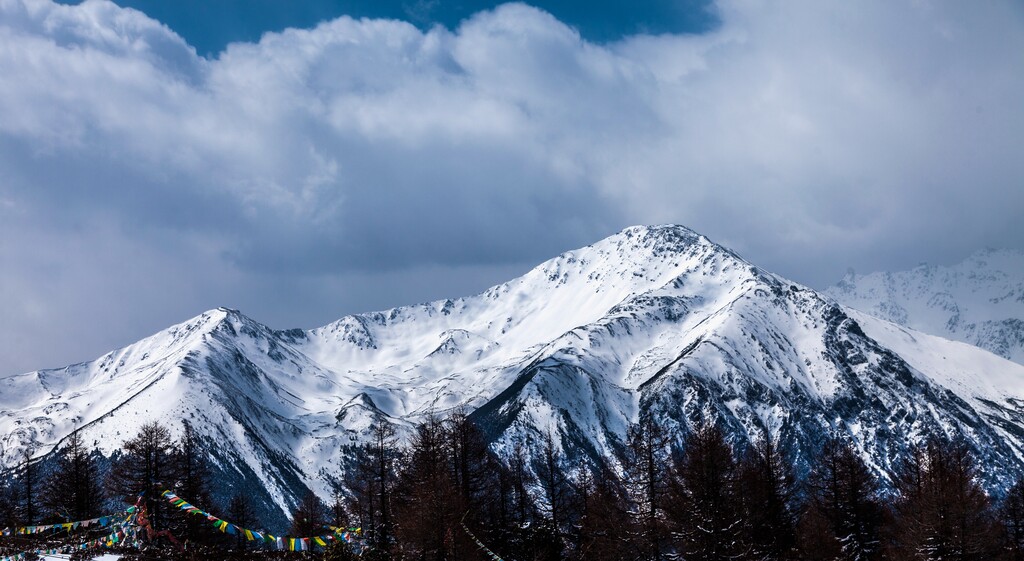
4,225 -> 1024,523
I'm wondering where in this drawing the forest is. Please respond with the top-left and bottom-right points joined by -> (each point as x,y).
3,411 -> 1024,561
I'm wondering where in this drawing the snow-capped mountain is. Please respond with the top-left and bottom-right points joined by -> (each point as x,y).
825,249 -> 1024,365
3,226 -> 1024,526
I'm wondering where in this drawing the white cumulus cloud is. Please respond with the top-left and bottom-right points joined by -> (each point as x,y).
1,0 -> 1022,374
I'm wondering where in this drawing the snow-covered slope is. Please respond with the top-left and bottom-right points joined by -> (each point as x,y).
3,226 -> 1024,524
825,249 -> 1024,365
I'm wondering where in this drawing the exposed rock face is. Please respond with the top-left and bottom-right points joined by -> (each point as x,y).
4,226 -> 1024,524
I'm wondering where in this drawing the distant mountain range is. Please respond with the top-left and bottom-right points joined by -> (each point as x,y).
3,225 -> 1024,525
826,248 -> 1024,365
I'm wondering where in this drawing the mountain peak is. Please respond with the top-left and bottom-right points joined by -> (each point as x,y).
602,224 -> 706,256
5,227 -> 1024,527
826,248 -> 1024,365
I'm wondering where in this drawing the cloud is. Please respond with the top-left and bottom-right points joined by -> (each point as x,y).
1,0 -> 1022,374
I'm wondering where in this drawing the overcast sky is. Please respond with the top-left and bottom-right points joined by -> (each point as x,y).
1,0 -> 1022,376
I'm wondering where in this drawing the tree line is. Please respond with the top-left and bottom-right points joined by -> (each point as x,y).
0,421 -> 262,557
336,412 -> 1024,561
4,413 -> 1024,561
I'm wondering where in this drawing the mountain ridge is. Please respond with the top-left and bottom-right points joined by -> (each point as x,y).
825,248 -> 1024,365
4,225 -> 1024,525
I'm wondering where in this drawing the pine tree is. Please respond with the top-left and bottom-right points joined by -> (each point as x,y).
493,440 -> 538,557
329,488 -> 347,528
804,436 -> 884,561
41,430 -> 104,522
508,440 -> 535,528
323,541 -> 360,561
16,448 -> 36,526
446,411 -> 507,560
667,423 -> 743,561
0,474 -> 18,530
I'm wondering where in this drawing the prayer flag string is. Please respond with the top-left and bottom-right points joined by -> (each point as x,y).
160,490 -> 361,552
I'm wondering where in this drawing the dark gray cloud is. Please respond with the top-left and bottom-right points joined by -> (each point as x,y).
1,0 -> 1022,375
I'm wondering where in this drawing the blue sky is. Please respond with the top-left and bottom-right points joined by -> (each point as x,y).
1,0 -> 1023,376
70,0 -> 718,56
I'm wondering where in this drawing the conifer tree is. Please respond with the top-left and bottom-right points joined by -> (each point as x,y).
890,436 -> 999,560
329,488 -> 346,529
623,413 -> 670,560
738,436 -> 798,560
572,460 -> 632,561
344,419 -> 400,560
108,421 -> 178,530
446,411 -> 507,559
532,429 -> 576,560
290,490 -> 328,537
492,440 -> 538,557
41,430 -> 104,522
323,541 -> 360,561
227,492 -> 256,550
803,436 -> 884,561
393,415 -> 453,561
508,440 -> 535,527
17,448 -> 36,526
0,474 -> 17,530
1001,477 -> 1024,561
174,420 -> 216,543
667,423 -> 743,561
